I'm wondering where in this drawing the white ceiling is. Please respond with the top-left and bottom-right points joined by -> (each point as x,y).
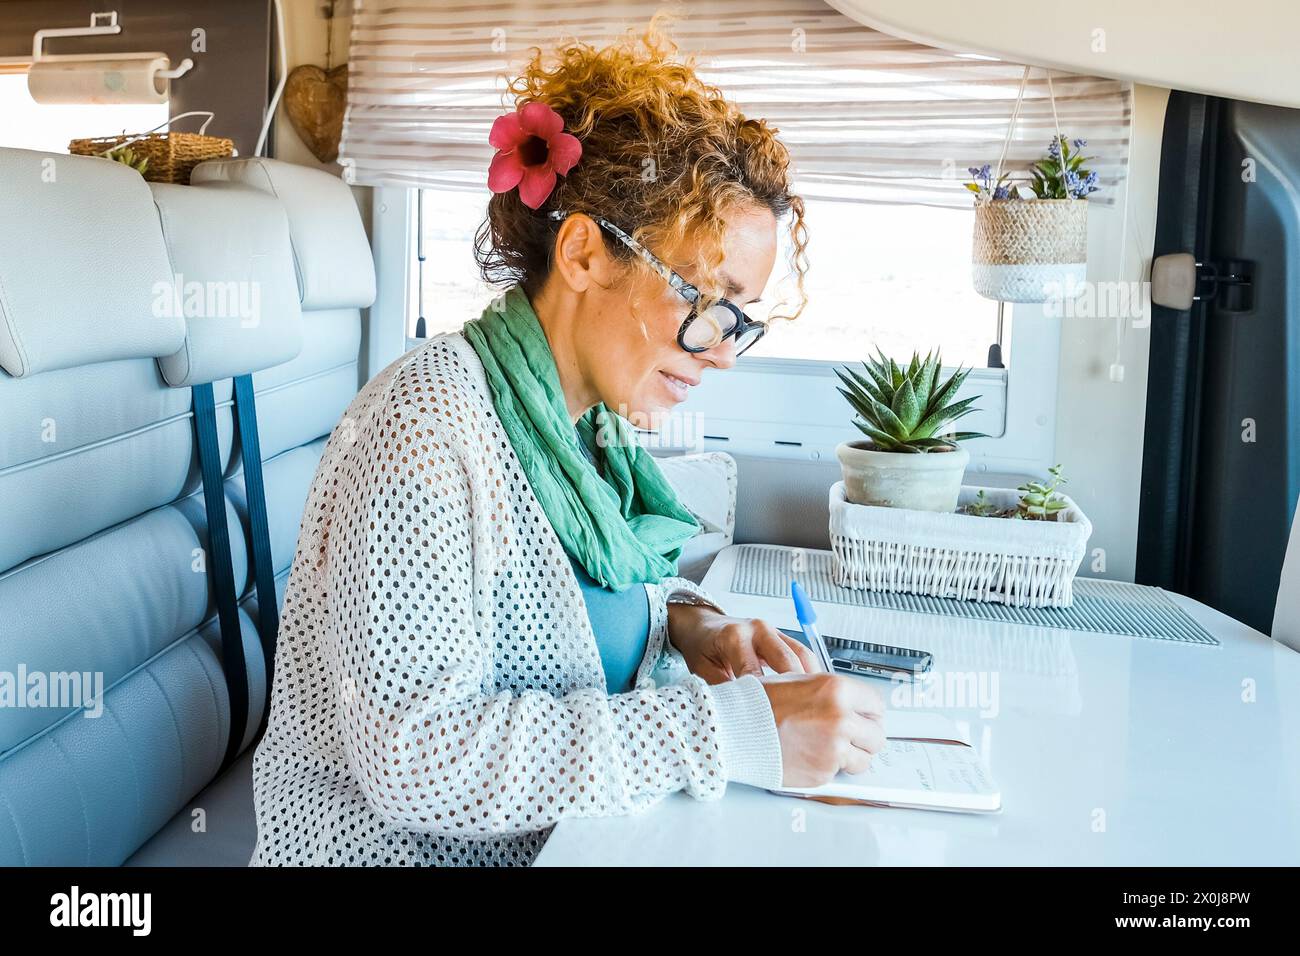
826,0 -> 1300,108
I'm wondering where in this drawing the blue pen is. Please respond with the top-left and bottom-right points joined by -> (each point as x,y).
791,580 -> 835,673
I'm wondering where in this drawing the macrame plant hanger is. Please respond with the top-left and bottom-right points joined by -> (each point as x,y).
985,65 -> 1066,369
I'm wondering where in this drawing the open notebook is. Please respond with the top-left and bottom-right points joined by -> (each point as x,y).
771,712 -> 1002,813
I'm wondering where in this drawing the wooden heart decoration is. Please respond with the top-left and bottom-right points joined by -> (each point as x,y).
284,63 -> 347,164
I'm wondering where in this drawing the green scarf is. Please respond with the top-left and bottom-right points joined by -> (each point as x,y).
463,286 -> 699,590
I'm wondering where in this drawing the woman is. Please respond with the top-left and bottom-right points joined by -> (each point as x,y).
250,29 -> 885,867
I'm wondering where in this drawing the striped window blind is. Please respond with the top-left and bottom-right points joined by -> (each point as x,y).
340,0 -> 1132,207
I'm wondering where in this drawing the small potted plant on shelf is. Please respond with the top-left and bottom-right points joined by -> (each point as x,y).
960,465 -> 1072,520
1015,464 -> 1071,519
834,349 -> 985,512
968,135 -> 1099,303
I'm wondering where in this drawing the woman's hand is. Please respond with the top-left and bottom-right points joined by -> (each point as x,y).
761,672 -> 887,787
666,604 -> 886,786
667,603 -> 821,684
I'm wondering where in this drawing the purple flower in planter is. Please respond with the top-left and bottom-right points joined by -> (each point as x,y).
992,184 -> 1012,199
966,164 -> 996,195
1064,169 -> 1100,198
1027,133 -> 1103,200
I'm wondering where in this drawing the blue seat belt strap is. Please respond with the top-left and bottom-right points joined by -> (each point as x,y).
233,373 -> 279,716
191,382 -> 249,772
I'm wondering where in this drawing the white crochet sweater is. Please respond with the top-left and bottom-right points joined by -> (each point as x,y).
249,332 -> 784,866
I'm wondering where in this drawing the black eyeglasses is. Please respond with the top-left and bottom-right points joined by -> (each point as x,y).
548,211 -> 767,356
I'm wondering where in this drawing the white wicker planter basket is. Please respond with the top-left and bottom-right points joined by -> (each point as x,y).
829,482 -> 1092,608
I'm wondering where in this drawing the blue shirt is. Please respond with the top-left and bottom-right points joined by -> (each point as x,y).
568,554 -> 650,694
570,422 -> 651,693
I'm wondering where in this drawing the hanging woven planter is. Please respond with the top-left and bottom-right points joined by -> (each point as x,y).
969,66 -> 1094,304
972,198 -> 1087,303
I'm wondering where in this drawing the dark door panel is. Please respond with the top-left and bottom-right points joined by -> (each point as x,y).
1139,93 -> 1300,633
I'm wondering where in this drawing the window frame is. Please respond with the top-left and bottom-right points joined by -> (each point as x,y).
371,187 -> 415,381
656,322 -> 1060,477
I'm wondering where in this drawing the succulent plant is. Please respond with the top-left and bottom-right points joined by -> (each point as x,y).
1017,464 -> 1070,519
963,489 -> 998,517
106,145 -> 149,176
835,350 -> 986,453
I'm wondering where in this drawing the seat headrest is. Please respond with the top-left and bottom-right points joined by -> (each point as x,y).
0,148 -> 184,378
150,182 -> 304,387
190,158 -> 376,311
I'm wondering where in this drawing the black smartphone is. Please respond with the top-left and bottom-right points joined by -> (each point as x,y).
778,628 -> 933,680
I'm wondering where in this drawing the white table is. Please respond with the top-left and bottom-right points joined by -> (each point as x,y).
535,545 -> 1300,865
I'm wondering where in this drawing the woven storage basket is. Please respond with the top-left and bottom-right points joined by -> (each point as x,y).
829,481 -> 1092,608
68,131 -> 234,184
972,198 -> 1087,303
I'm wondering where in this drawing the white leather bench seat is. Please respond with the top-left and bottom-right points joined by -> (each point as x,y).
124,751 -> 257,867
0,150 -> 374,867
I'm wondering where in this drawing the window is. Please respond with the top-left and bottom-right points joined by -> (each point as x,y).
386,183 -> 1057,469
0,73 -> 168,153
749,200 -> 1002,368
408,189 -> 1005,370
407,189 -> 496,339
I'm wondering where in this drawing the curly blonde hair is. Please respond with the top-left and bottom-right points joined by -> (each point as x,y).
474,24 -> 809,321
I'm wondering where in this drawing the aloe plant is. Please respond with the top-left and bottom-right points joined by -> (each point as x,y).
835,350 -> 986,453
1017,464 -> 1070,519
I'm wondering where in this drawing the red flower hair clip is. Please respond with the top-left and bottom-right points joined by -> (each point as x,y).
487,102 -> 582,210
